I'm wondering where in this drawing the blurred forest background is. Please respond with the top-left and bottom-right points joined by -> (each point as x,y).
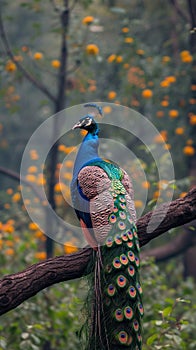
0,0 -> 196,349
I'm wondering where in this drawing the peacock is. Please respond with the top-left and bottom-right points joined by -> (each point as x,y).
71,104 -> 143,350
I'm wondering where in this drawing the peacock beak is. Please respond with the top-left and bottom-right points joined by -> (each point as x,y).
72,121 -> 82,130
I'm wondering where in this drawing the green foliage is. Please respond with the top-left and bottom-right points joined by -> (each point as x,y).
0,256 -> 195,349
141,259 -> 196,349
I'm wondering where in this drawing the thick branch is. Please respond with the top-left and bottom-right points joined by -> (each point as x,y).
0,187 -> 196,315
0,248 -> 93,316
0,9 -> 56,102
137,187 -> 196,246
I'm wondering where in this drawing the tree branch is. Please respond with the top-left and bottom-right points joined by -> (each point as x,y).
0,187 -> 196,316
0,9 -> 56,103
169,0 -> 190,22
0,166 -> 45,202
141,227 -> 196,261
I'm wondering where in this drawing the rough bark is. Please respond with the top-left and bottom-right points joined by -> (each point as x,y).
0,187 -> 196,316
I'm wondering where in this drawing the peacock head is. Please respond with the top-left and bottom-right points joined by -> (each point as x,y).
72,114 -> 99,135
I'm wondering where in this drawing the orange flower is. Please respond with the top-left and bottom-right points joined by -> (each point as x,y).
162,56 -> 170,63
63,172 -> 72,180
189,114 -> 196,125
6,240 -> 14,247
37,174 -> 46,186
30,149 -> 39,160
142,89 -> 153,99
161,100 -> 169,107
156,111 -> 164,118
183,145 -> 195,156
163,143 -> 171,150
107,54 -> 116,63
124,37 -> 134,44
169,109 -> 179,118
103,106 -> 112,114
5,60 -> 17,72
166,76 -> 176,83
141,181 -> 150,189
12,192 -> 21,202
180,50 -> 193,63
154,130 -> 168,143
35,252 -> 46,260
6,188 -> 13,195
175,127 -> 184,135
29,222 -> 39,231
28,166 -> 37,173
136,49 -> 145,55
64,243 -> 78,254
122,27 -> 129,33
26,174 -> 36,182
108,91 -> 117,100
33,52 -> 43,60
86,44 -> 99,55
34,230 -> 44,239
5,248 -> 15,256
65,160 -> 73,168
179,192 -> 187,198
116,56 -> 123,63
134,200 -> 143,208
82,16 -> 94,25
51,60 -> 61,68
58,144 -> 67,152
160,80 -> 170,88
54,182 -> 67,193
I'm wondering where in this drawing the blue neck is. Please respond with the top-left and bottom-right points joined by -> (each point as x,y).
73,132 -> 100,178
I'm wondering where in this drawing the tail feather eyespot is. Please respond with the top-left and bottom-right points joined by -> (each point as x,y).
114,308 -> 124,322
121,232 -> 128,241
117,275 -> 127,288
117,331 -> 128,344
133,319 -> 139,332
109,214 -> 117,224
119,211 -> 126,220
113,257 -> 121,269
127,265 -> 135,277
127,250 -> 135,262
127,241 -> 133,248
137,283 -> 143,294
118,221 -> 126,230
114,234 -> 122,245
120,254 -> 129,265
124,306 -> 133,320
127,230 -> 133,240
105,236 -> 113,248
128,286 -> 137,298
135,255 -> 140,267
138,302 -> 144,316
107,284 -> 116,297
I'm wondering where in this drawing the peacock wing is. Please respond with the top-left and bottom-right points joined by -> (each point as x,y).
77,165 -> 114,245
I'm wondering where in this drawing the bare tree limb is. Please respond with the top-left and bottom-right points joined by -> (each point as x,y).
0,187 -> 196,316
169,0 -> 190,22
141,227 -> 196,261
0,166 -> 45,202
0,9 -> 56,103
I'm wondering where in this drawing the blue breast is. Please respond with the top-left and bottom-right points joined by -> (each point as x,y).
71,133 -> 101,227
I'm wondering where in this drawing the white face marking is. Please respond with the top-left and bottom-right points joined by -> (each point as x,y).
85,117 -> 92,127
